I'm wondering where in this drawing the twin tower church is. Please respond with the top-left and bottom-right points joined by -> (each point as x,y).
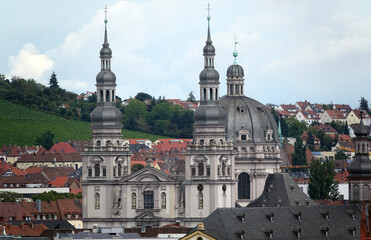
81,12 -> 283,228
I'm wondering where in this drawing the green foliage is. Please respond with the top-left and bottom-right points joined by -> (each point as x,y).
308,158 -> 340,200
49,71 -> 59,88
135,92 -> 153,102
35,130 -> 55,150
132,163 -> 144,173
330,121 -> 348,134
187,91 -> 196,103
306,131 -> 315,151
310,128 -> 335,151
360,97 -> 370,114
291,137 -> 307,170
31,190 -> 82,201
0,191 -> 23,202
0,99 -> 167,146
286,116 -> 307,138
335,149 -> 347,160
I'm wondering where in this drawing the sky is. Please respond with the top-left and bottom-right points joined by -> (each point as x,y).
1,0 -> 371,108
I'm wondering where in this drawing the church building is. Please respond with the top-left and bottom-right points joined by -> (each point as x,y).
82,10 -> 283,228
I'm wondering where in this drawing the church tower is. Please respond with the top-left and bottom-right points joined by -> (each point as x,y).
82,9 -> 131,228
184,8 -> 236,223
348,111 -> 371,203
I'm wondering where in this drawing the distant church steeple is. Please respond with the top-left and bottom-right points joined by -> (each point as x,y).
226,35 -> 245,96
90,6 -> 123,145
193,4 -> 226,143
348,111 -> 371,203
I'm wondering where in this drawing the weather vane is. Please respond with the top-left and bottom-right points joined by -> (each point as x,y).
233,34 -> 239,64
104,6 -> 108,23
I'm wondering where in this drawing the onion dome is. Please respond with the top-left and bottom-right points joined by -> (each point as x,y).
90,105 -> 123,129
96,71 -> 116,85
203,16 -> 215,56
227,64 -> 244,78
199,68 -> 219,83
348,156 -> 371,176
100,19 -> 112,57
194,103 -> 226,126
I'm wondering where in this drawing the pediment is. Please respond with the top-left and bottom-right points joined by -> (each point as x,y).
121,167 -> 175,183
135,210 -> 160,220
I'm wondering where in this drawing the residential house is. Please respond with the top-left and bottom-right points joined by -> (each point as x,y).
49,142 -> 77,154
333,104 -> 352,117
166,99 -> 198,111
277,104 -> 298,117
301,131 -> 320,150
15,153 -> 82,170
347,109 -> 371,126
320,110 -> 347,124
295,100 -> 311,111
0,202 -> 33,222
304,104 -> 324,115
0,222 -> 48,237
153,139 -> 192,152
41,167 -> 76,181
312,123 -> 338,135
295,110 -> 320,126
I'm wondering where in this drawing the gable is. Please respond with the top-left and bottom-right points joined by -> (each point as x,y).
121,167 -> 176,183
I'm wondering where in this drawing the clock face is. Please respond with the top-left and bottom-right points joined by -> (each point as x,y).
197,184 -> 204,192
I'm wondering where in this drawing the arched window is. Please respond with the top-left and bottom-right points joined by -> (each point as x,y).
236,85 -> 239,95
106,90 -> 110,102
209,88 -> 213,100
198,192 -> 203,209
95,193 -> 100,209
118,163 -> 122,176
161,192 -> 166,209
131,193 -> 136,209
362,184 -> 369,201
238,173 -> 250,199
199,139 -> 204,145
362,144 -> 366,154
203,88 -> 206,101
241,85 -> 243,95
222,162 -> 226,176
112,90 -> 115,102
353,185 -> 360,201
94,163 -> 100,177
230,85 -> 234,95
215,88 -> 218,100
100,90 -> 104,102
96,140 -> 101,147
198,162 -> 204,176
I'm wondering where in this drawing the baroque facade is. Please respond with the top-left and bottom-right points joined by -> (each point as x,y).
82,13 -> 283,228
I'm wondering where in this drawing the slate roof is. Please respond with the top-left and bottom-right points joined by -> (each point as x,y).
9,220 -> 75,230
202,205 -> 361,240
248,173 -> 317,207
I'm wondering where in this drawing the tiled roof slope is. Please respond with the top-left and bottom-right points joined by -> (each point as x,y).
202,205 -> 361,240
248,173 -> 317,207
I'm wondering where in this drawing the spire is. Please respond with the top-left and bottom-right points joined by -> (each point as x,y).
206,3 -> 211,43
233,34 -> 238,64
355,111 -> 369,137
103,6 -> 109,47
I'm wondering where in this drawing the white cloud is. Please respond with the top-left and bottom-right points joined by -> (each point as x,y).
7,43 -> 54,82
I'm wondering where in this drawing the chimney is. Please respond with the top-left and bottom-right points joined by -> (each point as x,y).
36,199 -> 41,212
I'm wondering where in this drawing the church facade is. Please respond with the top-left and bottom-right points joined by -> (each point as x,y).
82,13 -> 283,228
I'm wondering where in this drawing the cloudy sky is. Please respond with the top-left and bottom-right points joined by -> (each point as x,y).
1,0 -> 371,107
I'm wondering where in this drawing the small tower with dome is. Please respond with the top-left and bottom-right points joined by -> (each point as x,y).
82,7 -> 131,228
348,111 -> 371,203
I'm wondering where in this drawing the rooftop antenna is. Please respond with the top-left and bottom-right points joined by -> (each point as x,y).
233,34 -> 239,64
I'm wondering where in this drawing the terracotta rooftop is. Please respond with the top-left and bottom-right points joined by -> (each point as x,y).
48,142 -> 77,154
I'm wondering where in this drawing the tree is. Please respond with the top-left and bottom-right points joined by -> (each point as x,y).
308,158 -> 340,200
31,190 -> 81,201
0,191 -> 22,202
132,163 -> 144,173
135,92 -> 153,102
49,71 -> 59,88
123,99 -> 148,131
187,91 -> 196,103
35,130 -> 55,150
335,149 -> 347,160
360,97 -> 370,114
291,137 -> 307,170
306,131 -> 315,151
286,117 -> 307,138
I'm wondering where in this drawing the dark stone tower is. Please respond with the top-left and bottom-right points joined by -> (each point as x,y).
348,111 -> 371,203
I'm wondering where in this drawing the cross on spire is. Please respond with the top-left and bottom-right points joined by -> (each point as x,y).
207,3 -> 210,18
104,6 -> 108,21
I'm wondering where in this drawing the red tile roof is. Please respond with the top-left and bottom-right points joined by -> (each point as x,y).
9,167 -> 26,176
56,199 -> 82,220
312,124 -> 338,134
280,104 -> 298,112
25,167 -> 43,174
351,109 -> 371,119
0,202 -> 33,222
282,143 -> 313,166
153,139 -> 191,153
323,110 -> 346,119
42,167 -> 76,181
329,134 -> 352,142
48,142 -> 77,154
296,101 -> 311,110
48,176 -> 68,187
0,223 -> 48,237
18,153 -> 81,163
